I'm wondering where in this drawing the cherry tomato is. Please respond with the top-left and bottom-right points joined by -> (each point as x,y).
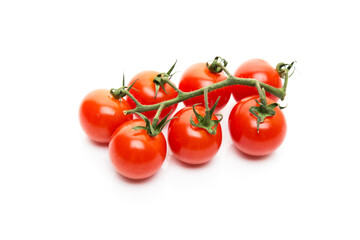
179,63 -> 231,111
228,96 -> 286,156
79,89 -> 133,143
167,106 -> 222,164
109,120 -> 167,180
126,71 -> 178,120
232,59 -> 282,102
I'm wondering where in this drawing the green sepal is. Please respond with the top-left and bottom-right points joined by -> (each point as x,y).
190,97 -> 223,135
133,112 -> 154,133
132,110 -> 176,137
153,80 -> 168,99
249,101 -> 280,133
167,60 -> 177,76
131,126 -> 148,131
110,75 -> 138,99
155,110 -> 176,133
153,60 -> 177,99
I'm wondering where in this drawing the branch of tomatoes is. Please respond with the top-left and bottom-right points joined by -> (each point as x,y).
80,57 -> 295,179
110,57 -> 293,117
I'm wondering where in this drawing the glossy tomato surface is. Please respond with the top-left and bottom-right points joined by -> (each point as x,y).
228,96 -> 286,156
79,89 -> 133,143
109,120 -> 167,180
232,59 -> 282,102
168,106 -> 222,164
126,71 -> 178,120
179,63 -> 231,111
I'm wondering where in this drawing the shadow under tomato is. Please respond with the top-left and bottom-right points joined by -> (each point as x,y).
86,138 -> 109,148
114,170 -> 159,185
168,153 -> 213,169
229,143 -> 273,161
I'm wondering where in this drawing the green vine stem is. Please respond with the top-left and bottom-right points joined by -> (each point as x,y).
190,89 -> 223,135
132,103 -> 176,137
113,58 -> 293,116
249,82 -> 283,133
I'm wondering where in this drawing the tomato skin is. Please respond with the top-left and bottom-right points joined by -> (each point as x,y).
179,63 -> 231,111
109,120 -> 167,180
126,71 -> 178,120
232,59 -> 282,102
79,89 -> 133,143
228,96 -> 286,156
167,106 -> 222,164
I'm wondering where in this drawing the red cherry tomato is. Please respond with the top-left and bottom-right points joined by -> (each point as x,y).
167,106 -> 222,164
109,120 -> 167,180
79,89 -> 133,143
228,96 -> 286,156
126,71 -> 178,120
179,63 -> 231,111
232,59 -> 282,102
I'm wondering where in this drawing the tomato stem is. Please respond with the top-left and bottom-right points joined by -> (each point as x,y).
204,88 -> 210,112
132,103 -> 176,137
276,62 -> 295,93
214,60 -> 232,77
249,82 -> 281,133
121,57 -> 292,115
255,82 -> 267,106
190,94 -> 222,135
164,78 -> 184,94
152,103 -> 165,125
206,56 -> 228,74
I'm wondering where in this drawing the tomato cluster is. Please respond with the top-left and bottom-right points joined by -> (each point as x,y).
79,58 -> 288,180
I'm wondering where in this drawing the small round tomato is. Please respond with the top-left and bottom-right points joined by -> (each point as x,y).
167,106 -> 222,164
179,63 -> 231,111
109,120 -> 167,180
232,59 -> 282,102
79,89 -> 133,143
228,96 -> 286,156
126,71 -> 178,120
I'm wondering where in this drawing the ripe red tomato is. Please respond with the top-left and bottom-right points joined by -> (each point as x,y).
167,106 -> 222,164
126,71 -> 178,120
179,63 -> 231,111
232,59 -> 282,102
109,119 -> 167,180
79,89 -> 133,143
228,96 -> 286,156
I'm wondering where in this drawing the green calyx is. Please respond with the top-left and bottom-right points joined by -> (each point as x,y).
152,60 -> 177,99
276,61 -> 295,93
206,56 -> 228,73
110,74 -> 137,99
132,106 -> 175,137
190,92 -> 223,135
249,82 -> 285,133
249,100 -> 282,133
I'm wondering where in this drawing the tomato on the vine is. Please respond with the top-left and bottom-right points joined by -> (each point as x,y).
126,71 -> 178,120
232,59 -> 282,102
228,96 -> 286,156
167,106 -> 222,164
79,89 -> 133,143
109,119 -> 167,180
179,63 -> 231,111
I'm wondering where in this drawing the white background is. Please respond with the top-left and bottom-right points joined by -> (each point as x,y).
1,0 -> 359,239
